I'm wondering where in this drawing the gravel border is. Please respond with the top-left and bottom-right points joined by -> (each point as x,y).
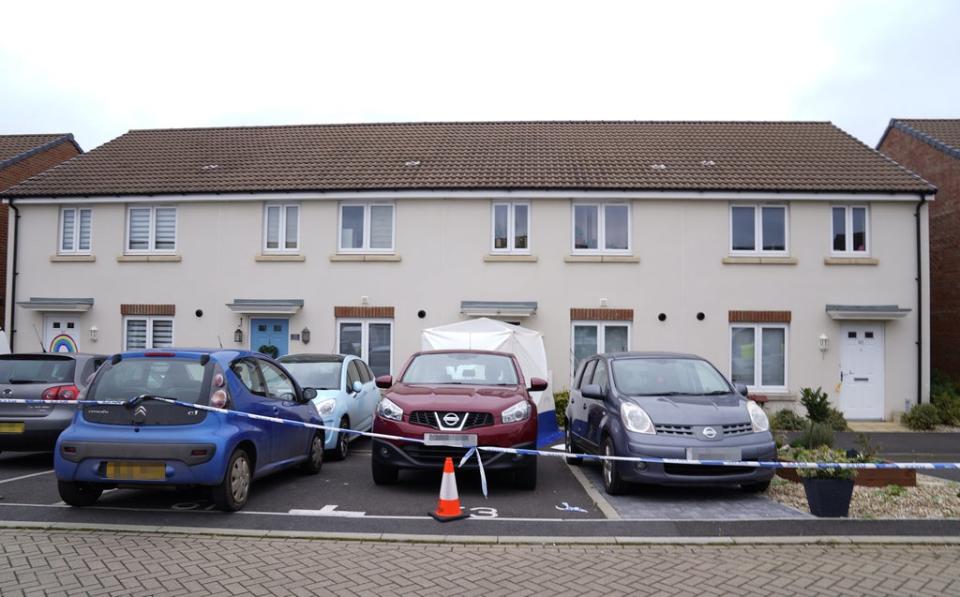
768,475 -> 960,519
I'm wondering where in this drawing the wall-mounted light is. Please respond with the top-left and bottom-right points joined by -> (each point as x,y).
301,327 -> 311,345
89,326 -> 99,342
234,317 -> 244,344
819,333 -> 829,353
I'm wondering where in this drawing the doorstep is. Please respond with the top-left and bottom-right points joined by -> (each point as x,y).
847,421 -> 909,433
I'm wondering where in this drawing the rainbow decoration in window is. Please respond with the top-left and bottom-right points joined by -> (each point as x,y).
49,334 -> 78,353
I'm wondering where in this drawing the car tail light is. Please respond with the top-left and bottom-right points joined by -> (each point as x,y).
41,385 -> 81,401
208,364 -> 231,409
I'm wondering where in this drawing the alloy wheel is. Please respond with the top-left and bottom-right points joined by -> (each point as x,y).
314,435 -> 325,467
230,456 -> 251,503
603,443 -> 614,485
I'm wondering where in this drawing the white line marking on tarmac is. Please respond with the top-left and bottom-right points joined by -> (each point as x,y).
0,470 -> 54,484
565,461 -> 621,520
290,505 -> 366,518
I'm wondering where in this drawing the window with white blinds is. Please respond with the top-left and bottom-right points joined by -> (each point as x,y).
124,317 -> 175,350
59,208 -> 92,253
263,204 -> 300,252
339,203 -> 394,252
126,206 -> 177,252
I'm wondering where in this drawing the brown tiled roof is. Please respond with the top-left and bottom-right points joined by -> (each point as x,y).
884,119 -> 960,158
2,121 -> 934,197
0,134 -> 78,167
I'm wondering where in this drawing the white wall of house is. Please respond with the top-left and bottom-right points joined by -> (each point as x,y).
5,195 -> 930,420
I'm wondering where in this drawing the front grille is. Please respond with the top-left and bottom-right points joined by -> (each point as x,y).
655,424 -> 694,436
664,463 -> 755,476
722,423 -> 754,436
408,411 -> 494,430
402,444 -> 472,465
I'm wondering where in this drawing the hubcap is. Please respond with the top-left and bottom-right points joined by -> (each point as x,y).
230,456 -> 250,503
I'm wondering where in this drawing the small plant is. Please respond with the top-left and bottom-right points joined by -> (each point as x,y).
770,409 -> 806,431
883,484 -> 907,498
854,432 -> 881,461
257,344 -> 280,359
793,446 -> 856,481
797,421 -> 835,449
932,390 -> 960,427
553,390 -> 570,429
824,408 -> 849,432
800,387 -> 832,423
902,403 -> 941,431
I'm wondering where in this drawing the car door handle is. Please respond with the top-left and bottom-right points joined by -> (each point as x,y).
272,406 -> 279,414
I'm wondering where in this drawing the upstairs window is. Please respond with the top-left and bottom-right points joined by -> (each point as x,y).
492,202 -> 530,253
730,205 -> 787,255
60,208 -> 92,254
831,206 -> 869,254
264,204 -> 300,252
127,206 -> 177,253
339,203 -> 395,252
572,203 -> 630,254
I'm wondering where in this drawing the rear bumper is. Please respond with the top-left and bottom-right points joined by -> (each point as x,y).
0,407 -> 76,451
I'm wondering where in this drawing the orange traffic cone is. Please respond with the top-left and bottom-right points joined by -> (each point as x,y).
429,457 -> 470,522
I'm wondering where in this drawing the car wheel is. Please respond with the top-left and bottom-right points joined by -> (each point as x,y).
300,432 -> 324,474
58,481 -> 103,507
601,437 -> 625,495
331,418 -> 349,461
565,427 -> 582,466
741,479 -> 771,493
371,458 -> 399,485
212,448 -> 252,511
514,457 -> 538,490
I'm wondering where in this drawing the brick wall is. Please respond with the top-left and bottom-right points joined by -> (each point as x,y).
728,310 -> 792,323
120,304 -> 176,316
569,308 -> 634,321
334,306 -> 395,318
0,140 -> 81,320
879,127 -> 960,377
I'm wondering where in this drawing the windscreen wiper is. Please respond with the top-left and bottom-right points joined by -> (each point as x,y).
699,390 -> 732,396
8,378 -> 45,384
125,394 -> 176,407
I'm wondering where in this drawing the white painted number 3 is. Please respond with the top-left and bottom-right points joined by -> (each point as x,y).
469,506 -> 498,518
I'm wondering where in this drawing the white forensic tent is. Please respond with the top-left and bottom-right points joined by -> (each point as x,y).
420,318 -> 562,447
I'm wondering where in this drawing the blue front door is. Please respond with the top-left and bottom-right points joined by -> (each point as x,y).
251,319 -> 289,357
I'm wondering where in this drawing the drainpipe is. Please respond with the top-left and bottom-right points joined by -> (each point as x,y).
916,194 -> 927,406
7,198 -> 18,353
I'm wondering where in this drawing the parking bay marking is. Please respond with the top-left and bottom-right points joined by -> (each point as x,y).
0,470 -> 54,485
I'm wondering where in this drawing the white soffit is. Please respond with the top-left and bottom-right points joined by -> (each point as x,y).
826,304 -> 912,320
226,299 -> 304,315
17,297 -> 94,312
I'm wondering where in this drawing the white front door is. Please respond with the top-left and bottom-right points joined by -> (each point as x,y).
42,314 -> 81,353
839,323 -> 884,420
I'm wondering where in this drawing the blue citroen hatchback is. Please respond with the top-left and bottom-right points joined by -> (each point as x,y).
54,349 -> 322,511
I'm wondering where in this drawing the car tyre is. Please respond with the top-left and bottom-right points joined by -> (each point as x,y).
565,426 -> 582,466
741,479 -> 771,493
330,418 -> 350,461
514,457 -> 538,490
371,458 -> 399,485
58,481 -> 103,507
601,437 -> 626,495
212,448 -> 252,512
301,432 -> 324,474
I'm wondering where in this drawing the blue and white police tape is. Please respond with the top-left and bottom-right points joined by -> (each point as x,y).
4,396 -> 959,499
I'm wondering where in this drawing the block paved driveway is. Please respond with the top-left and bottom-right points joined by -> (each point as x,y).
1,529 -> 958,596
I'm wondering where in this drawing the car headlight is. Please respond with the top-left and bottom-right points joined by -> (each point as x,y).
621,402 -> 655,434
376,397 -> 403,422
501,401 -> 531,424
747,400 -> 769,432
314,398 -> 337,417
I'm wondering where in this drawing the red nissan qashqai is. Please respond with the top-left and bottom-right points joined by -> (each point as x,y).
371,350 -> 547,489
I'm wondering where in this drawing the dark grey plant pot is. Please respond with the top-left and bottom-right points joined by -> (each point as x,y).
802,477 -> 855,517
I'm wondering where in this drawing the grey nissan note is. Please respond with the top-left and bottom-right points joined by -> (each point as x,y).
565,352 -> 776,495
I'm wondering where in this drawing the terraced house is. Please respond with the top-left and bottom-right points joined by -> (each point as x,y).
1,121 -> 935,420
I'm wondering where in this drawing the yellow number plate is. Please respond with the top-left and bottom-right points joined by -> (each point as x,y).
104,462 -> 166,481
0,422 -> 25,434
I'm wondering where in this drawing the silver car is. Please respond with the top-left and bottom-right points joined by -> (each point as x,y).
0,353 -> 106,454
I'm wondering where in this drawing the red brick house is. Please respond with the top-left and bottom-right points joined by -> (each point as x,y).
0,134 -> 83,321
878,119 -> 960,377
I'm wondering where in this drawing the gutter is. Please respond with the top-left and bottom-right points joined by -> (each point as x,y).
8,198 -> 18,352
916,194 -> 927,405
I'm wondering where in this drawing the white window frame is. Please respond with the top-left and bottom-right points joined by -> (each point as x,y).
729,323 -> 789,392
571,203 -> 632,255
122,316 -> 175,351
125,206 -> 178,254
829,205 -> 870,256
729,204 -> 789,256
262,203 -> 301,253
570,321 -> 632,377
335,318 -> 394,375
338,202 -> 395,253
58,207 -> 92,254
490,201 -> 532,254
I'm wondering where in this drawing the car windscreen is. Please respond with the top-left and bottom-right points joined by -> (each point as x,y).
611,358 -> 731,396
89,358 -> 208,403
0,355 -> 76,384
281,362 -> 342,390
401,353 -> 519,386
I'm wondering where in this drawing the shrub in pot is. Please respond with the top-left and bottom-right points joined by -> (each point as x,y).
795,446 -> 856,517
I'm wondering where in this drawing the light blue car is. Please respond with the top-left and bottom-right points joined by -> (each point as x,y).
277,354 -> 380,460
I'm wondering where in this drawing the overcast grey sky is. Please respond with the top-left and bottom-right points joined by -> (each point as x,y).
1,0 -> 957,151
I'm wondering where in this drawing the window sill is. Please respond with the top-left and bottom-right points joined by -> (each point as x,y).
824,257 -> 879,266
117,254 -> 182,263
329,254 -> 402,262
565,255 -> 640,263
722,256 -> 797,265
255,254 -> 305,262
484,254 -> 538,263
50,255 -> 96,263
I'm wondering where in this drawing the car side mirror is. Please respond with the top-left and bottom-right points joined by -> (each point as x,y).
528,377 -> 548,392
351,380 -> 364,394
375,375 -> 393,389
581,383 -> 606,400
302,387 -> 318,401
735,383 -> 749,397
